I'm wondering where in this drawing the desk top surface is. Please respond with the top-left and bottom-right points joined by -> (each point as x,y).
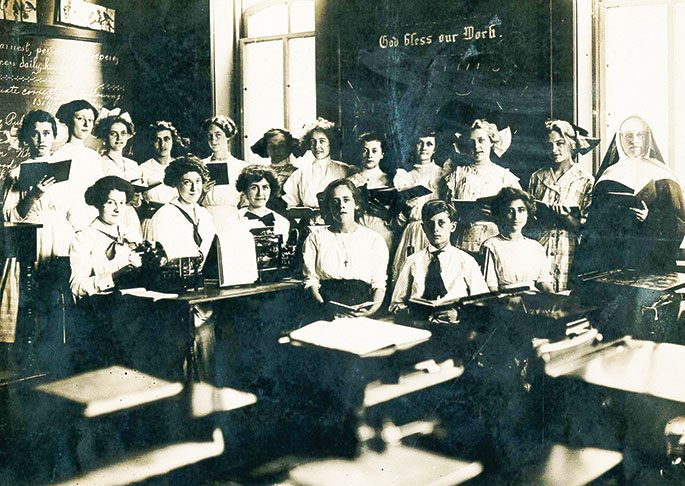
167,278 -> 303,305
552,338 -> 685,403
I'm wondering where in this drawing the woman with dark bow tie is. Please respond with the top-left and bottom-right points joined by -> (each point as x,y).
235,165 -> 289,241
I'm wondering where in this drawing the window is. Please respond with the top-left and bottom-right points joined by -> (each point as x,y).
240,0 -> 316,163
595,0 -> 685,180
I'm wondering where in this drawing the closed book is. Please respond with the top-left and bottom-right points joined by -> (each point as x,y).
206,162 -> 230,185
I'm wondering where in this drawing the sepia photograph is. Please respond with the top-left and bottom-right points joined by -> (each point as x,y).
0,0 -> 684,484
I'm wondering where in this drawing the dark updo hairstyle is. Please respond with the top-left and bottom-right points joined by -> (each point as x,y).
93,115 -> 136,140
489,187 -> 536,225
84,176 -> 135,209
414,125 -> 437,140
421,199 -> 457,223
202,115 -> 238,139
19,110 -> 57,145
236,165 -> 280,201
319,178 -> 365,224
149,120 -> 189,151
163,155 -> 209,187
250,128 -> 306,159
358,131 -> 387,162
302,118 -> 339,153
55,100 -> 98,129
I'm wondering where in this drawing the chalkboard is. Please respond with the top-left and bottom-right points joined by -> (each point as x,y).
318,0 -> 573,184
0,24 -> 131,169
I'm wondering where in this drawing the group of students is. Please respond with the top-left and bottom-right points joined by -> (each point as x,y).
1,99 -> 684,343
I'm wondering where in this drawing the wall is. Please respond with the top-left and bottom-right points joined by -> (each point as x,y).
315,0 -> 575,185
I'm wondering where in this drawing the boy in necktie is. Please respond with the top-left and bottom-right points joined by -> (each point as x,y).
389,199 -> 488,322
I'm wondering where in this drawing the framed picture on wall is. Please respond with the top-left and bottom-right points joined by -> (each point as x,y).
0,0 -> 37,23
58,0 -> 115,33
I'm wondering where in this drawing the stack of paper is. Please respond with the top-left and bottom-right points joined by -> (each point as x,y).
289,317 -> 431,356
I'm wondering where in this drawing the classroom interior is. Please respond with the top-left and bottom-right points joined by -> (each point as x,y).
2,0 -> 685,485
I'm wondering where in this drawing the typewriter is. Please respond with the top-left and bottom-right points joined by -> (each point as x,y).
249,226 -> 298,281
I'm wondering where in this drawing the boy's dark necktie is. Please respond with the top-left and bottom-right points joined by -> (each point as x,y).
423,250 -> 447,300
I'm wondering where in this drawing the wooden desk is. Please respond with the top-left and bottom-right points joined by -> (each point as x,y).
547,337 -> 685,403
168,278 -> 304,305
546,337 -> 685,461
120,278 -> 304,405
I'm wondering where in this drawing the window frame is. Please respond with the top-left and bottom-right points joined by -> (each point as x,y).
239,0 -> 315,158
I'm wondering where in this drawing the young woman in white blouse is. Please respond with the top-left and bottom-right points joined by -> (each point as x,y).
201,115 -> 248,231
440,119 -> 520,255
94,113 -> 143,184
69,176 -> 143,300
235,165 -> 290,242
1,110 -> 76,345
391,127 -> 443,281
282,118 -> 350,210
481,188 -> 554,292
250,128 -> 306,190
139,120 -> 188,206
144,156 -> 216,260
347,132 -> 394,249
3,110 -> 76,262
302,179 -> 389,318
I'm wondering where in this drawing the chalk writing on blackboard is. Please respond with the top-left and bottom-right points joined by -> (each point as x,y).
0,36 -> 130,167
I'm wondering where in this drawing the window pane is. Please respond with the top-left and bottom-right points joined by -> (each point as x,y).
243,40 -> 285,163
604,5 -> 669,163
247,4 -> 288,38
288,36 -> 316,139
292,0 -> 315,33
676,3 -> 685,181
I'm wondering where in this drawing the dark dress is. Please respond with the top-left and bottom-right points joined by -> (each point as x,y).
576,177 -> 685,274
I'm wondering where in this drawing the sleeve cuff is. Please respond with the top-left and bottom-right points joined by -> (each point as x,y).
94,274 -> 115,293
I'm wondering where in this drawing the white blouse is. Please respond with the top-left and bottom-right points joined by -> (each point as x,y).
481,235 -> 553,291
3,155 -> 76,260
139,158 -> 178,204
102,154 -> 143,183
201,155 -> 249,230
144,201 -> 216,260
53,143 -> 104,232
348,167 -> 391,189
282,159 -> 350,208
302,225 -> 388,291
69,218 -> 143,299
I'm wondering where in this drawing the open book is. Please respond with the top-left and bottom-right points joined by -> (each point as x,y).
328,300 -> 379,313
534,200 -> 582,221
603,191 -> 641,209
368,185 -> 432,205
289,317 -> 431,356
18,159 -> 71,191
408,295 -> 462,311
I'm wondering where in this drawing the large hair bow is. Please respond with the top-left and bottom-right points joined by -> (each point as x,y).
453,125 -> 512,158
97,107 -> 133,124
